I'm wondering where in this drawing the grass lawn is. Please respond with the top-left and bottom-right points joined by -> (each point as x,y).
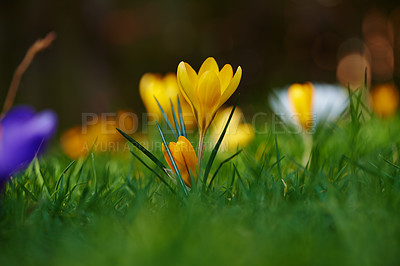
1,96 -> 400,266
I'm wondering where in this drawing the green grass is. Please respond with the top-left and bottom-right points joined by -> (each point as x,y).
1,98 -> 400,265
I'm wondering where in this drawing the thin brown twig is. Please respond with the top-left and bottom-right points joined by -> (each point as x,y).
2,32 -> 57,115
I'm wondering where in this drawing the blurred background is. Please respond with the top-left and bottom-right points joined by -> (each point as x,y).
1,0 -> 400,129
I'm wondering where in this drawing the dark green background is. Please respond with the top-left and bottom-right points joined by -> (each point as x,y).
1,0 -> 399,128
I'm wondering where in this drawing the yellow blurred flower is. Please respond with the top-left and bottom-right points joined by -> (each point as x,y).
60,126 -> 88,159
370,83 -> 399,118
139,73 -> 196,129
288,82 -> 314,131
162,136 -> 198,187
210,107 -> 254,152
61,110 -> 136,159
177,57 -> 242,135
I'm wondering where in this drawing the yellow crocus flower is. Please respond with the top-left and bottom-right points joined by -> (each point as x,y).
162,136 -> 198,187
61,110 -> 136,159
288,82 -> 314,131
370,83 -> 399,118
177,57 -> 242,163
177,57 -> 242,135
139,73 -> 195,129
60,126 -> 89,159
211,107 -> 254,152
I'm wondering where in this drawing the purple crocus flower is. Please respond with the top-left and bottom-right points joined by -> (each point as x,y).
0,106 -> 57,186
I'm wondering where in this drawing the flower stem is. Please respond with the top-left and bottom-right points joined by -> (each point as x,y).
302,133 -> 313,167
198,132 -> 205,170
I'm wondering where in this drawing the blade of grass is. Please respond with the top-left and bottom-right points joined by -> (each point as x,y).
54,160 -> 75,200
17,180 -> 38,202
380,155 -> 400,170
208,150 -> 242,189
229,165 -> 236,189
177,96 -> 187,138
233,163 -> 249,200
225,165 -> 237,199
55,160 -> 75,191
268,155 -> 286,172
275,135 -> 283,179
91,153 -> 97,194
156,121 -> 188,196
34,158 -> 50,197
170,98 -> 182,137
130,150 -> 175,194
117,128 -> 166,170
154,96 -> 178,140
73,138 -> 98,186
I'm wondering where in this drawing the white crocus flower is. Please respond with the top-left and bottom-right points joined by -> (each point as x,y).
270,82 -> 349,166
270,82 -> 349,132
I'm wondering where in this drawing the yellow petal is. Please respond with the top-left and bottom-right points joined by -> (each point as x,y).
163,73 -> 180,97
177,62 -> 199,111
224,123 -> 254,151
172,141 -> 187,166
181,172 -> 191,187
139,73 -> 169,120
235,123 -> 255,145
175,136 -> 197,186
163,137 -> 197,187
197,71 -> 221,111
211,107 -> 254,152
179,97 -> 197,130
196,71 -> 221,132
212,106 -> 242,135
139,73 -> 162,116
166,141 -> 189,187
176,136 -> 198,172
288,82 -> 314,130
218,66 -> 242,109
219,64 -> 233,93
139,73 -> 158,95
198,57 -> 219,77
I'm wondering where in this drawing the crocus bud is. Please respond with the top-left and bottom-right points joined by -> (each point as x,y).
162,136 -> 198,187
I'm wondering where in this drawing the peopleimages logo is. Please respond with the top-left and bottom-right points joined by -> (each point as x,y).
81,112 -> 139,134
81,112 -> 317,134
76,111 -> 319,153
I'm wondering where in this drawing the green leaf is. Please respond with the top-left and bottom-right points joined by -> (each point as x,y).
116,127 -> 166,170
